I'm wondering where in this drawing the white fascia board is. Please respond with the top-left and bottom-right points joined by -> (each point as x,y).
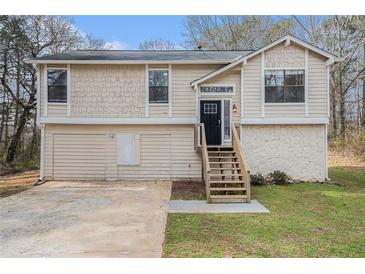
191,35 -> 338,87
26,59 -> 232,65
241,117 -> 329,125
40,117 -> 197,125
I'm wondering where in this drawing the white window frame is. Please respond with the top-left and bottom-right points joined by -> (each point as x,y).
223,98 -> 233,143
263,68 -> 306,105
148,68 -> 170,105
46,67 -> 69,105
199,83 -> 235,97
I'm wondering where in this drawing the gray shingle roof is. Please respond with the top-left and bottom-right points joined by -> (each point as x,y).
31,50 -> 253,62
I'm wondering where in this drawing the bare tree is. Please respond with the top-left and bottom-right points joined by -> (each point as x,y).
138,38 -> 176,50
183,16 -> 295,50
0,16 -> 107,169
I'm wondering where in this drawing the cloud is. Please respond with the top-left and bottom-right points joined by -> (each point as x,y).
105,40 -> 129,50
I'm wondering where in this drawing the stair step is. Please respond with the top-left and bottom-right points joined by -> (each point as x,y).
209,151 -> 236,154
210,180 -> 245,184
210,162 -> 239,164
210,187 -> 246,191
210,174 -> 242,177
209,156 -> 237,159
211,167 -> 241,170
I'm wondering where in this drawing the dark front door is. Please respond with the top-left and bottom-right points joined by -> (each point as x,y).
200,100 -> 221,145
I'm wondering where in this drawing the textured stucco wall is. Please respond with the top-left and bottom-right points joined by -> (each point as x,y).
265,44 -> 305,68
242,124 -> 326,181
71,64 -> 145,118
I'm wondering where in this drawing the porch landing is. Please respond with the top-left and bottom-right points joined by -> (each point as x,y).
168,200 -> 269,214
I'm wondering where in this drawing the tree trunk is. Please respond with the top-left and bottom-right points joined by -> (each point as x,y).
6,107 -> 31,164
29,112 -> 38,160
362,43 -> 365,129
330,74 -> 338,137
336,68 -> 347,142
14,48 -> 21,131
339,90 -> 346,142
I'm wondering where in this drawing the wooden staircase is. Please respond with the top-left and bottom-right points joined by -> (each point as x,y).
194,123 -> 251,203
208,146 -> 248,203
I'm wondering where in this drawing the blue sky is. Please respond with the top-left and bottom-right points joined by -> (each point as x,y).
70,16 -> 186,49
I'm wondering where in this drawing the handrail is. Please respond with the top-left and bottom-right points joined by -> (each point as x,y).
194,123 -> 211,202
194,123 -> 210,173
232,123 -> 251,202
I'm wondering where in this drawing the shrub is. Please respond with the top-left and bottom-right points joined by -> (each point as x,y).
267,170 -> 292,185
250,173 -> 266,186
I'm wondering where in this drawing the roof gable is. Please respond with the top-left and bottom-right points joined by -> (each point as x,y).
190,34 -> 338,87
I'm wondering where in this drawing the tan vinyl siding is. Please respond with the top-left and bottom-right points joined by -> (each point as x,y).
47,104 -> 67,116
204,68 -> 241,124
149,104 -> 169,117
148,64 -> 169,69
44,124 -> 201,180
242,55 -> 261,117
52,134 -> 108,179
308,52 -> 328,117
265,104 -> 305,117
172,64 -> 220,118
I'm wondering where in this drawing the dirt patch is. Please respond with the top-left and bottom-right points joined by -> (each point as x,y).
0,170 -> 39,198
329,150 -> 365,168
170,180 -> 206,200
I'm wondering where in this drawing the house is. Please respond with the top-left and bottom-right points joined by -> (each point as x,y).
27,35 -> 338,203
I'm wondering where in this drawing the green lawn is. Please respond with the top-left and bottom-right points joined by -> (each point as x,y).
163,167 -> 365,257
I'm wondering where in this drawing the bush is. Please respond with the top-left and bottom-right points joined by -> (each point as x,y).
267,170 -> 292,185
250,173 -> 266,186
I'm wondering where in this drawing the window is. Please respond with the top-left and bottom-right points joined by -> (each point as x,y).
200,85 -> 234,94
203,103 -> 218,114
265,69 -> 304,103
224,100 -> 231,140
149,70 -> 169,104
47,69 -> 67,103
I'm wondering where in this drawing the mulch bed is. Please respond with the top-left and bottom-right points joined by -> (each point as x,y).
170,180 -> 206,200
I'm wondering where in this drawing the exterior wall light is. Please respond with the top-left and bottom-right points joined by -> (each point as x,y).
232,104 -> 237,113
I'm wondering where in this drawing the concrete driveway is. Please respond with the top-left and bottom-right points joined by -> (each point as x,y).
0,180 -> 171,257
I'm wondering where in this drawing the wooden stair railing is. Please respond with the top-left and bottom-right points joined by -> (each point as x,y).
232,123 -> 251,202
194,123 -> 211,202
194,123 -> 251,203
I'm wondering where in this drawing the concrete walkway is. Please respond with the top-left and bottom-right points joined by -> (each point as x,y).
169,200 -> 269,213
0,180 -> 171,257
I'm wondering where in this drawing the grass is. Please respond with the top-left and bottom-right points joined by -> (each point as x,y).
163,167 -> 365,257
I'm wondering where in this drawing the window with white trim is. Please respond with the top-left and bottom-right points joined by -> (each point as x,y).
200,85 -> 234,94
265,69 -> 304,103
203,103 -> 218,114
223,100 -> 231,140
149,70 -> 169,104
47,69 -> 67,103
